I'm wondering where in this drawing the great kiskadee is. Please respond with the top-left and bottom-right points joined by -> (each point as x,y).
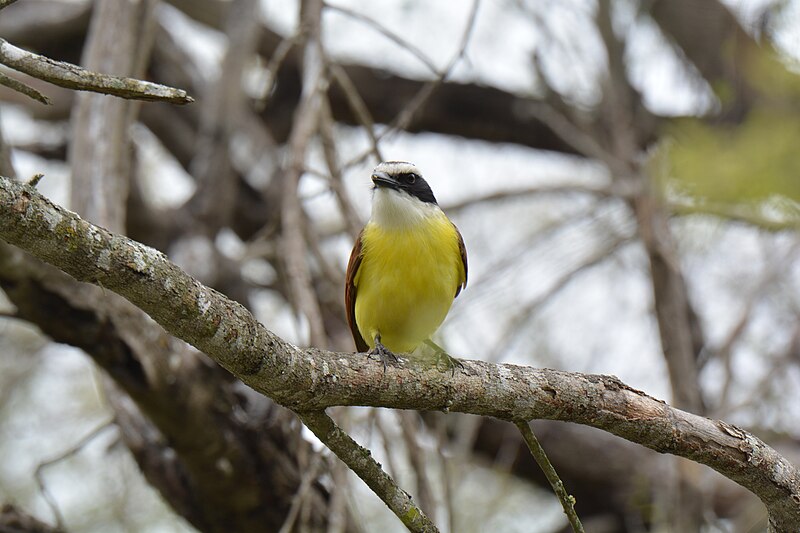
345,161 -> 467,366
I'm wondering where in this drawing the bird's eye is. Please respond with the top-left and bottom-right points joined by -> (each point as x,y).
406,173 -> 417,184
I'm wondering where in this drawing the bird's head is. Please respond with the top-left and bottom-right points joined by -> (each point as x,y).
368,161 -> 441,228
371,161 -> 437,205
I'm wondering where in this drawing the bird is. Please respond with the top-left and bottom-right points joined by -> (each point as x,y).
345,161 -> 467,369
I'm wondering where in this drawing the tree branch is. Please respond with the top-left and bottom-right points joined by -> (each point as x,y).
0,175 -> 799,531
280,0 -> 329,348
0,69 -> 51,104
298,410 -> 438,533
0,238 -> 338,532
34,419 -> 117,531
515,421 -> 583,532
0,37 -> 193,104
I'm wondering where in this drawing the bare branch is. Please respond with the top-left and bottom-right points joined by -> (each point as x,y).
485,233 -> 634,362
670,199 -> 800,232
329,64 -> 383,162
326,459 -> 352,533
278,454 -> 324,533
281,0 -> 329,348
70,0 -> 160,233
318,94 -> 366,238
341,0 -> 481,171
298,411 -> 438,532
390,0 -> 480,133
399,412 -> 437,522
443,183 -> 620,215
514,99 -> 630,176
34,419 -> 117,531
187,0 -> 261,231
325,4 -> 439,75
0,69 -> 51,104
515,421 -> 584,533
254,32 -> 301,111
0,37 -> 193,104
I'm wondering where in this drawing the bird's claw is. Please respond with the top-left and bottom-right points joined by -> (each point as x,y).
435,351 -> 463,376
368,337 -> 402,372
423,339 -> 464,376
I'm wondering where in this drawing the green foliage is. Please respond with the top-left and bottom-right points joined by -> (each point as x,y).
656,49 -> 800,228
665,109 -> 800,205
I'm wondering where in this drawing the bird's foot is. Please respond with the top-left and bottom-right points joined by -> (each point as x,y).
424,339 -> 464,376
367,336 -> 402,372
435,351 -> 464,376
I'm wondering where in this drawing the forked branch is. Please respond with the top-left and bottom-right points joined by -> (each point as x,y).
0,176 -> 798,532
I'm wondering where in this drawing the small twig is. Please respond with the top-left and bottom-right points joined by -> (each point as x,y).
329,64 -> 383,163
446,205 -> 625,326
27,173 -> 45,188
0,38 -> 193,104
515,420 -> 584,533
34,418 -> 117,530
486,235 -> 634,362
399,412 -> 437,522
373,412 -> 403,483
443,183 -> 617,215
301,215 -> 346,291
718,324 -> 800,419
669,199 -> 800,232
278,453 -> 324,533
713,242 -> 800,410
325,4 -> 439,75
255,32 -> 301,112
390,0 -> 480,133
297,410 -> 439,533
518,100 -> 630,174
318,93 -> 365,238
0,70 -> 51,105
432,416 -> 461,533
325,458 -> 352,533
341,0 -> 481,171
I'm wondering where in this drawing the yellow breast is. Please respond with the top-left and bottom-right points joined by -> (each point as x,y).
354,214 -> 464,353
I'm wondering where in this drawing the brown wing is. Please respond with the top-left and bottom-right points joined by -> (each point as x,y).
454,223 -> 468,298
345,230 -> 369,352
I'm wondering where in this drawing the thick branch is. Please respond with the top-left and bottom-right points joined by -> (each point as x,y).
0,176 -> 798,531
69,0 -> 157,232
0,240 -> 332,533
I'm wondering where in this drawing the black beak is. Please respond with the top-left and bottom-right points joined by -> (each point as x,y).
371,171 -> 399,190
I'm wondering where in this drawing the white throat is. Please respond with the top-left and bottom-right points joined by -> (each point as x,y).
370,188 -> 442,229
